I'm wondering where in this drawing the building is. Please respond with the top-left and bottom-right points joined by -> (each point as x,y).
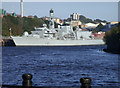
70,13 -> 80,20
42,16 -> 63,25
54,18 -> 60,24
0,9 -> 6,18
110,21 -> 118,25
104,22 -> 118,29
42,16 -> 49,20
91,32 -> 105,39
70,20 -> 82,27
84,23 -> 99,28
28,15 -> 34,18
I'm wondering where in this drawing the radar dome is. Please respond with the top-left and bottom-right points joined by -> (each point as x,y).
23,32 -> 29,36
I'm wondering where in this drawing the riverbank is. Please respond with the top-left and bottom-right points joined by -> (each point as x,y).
103,48 -> 120,54
1,37 -> 15,46
103,22 -> 120,54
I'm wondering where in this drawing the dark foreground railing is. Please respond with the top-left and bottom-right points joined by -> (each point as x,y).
1,74 -> 91,88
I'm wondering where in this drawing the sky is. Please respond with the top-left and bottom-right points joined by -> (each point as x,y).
1,0 -> 120,2
2,1 -> 119,22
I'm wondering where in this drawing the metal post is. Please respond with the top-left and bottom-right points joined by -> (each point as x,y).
9,28 -> 12,37
22,74 -> 32,87
10,30 -> 12,37
80,77 -> 91,88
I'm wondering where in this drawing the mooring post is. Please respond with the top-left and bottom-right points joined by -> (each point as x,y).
22,74 -> 32,87
80,77 -> 91,88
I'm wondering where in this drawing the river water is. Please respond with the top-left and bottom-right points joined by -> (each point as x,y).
2,46 -> 119,87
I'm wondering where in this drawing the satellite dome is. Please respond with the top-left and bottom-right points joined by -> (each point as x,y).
23,31 -> 29,36
50,9 -> 53,13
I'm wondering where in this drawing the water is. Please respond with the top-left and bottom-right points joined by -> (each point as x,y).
2,46 -> 119,87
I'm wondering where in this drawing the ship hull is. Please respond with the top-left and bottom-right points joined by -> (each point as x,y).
11,36 -> 105,46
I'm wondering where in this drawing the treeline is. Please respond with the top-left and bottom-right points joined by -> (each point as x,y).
2,15 -> 107,36
2,15 -> 45,36
104,22 -> 120,54
79,15 -> 107,24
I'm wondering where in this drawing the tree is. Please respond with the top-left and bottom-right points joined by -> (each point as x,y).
96,23 -> 104,31
34,15 -> 38,18
94,19 -> 107,23
104,22 -> 120,53
2,15 -> 45,36
92,29 -> 99,33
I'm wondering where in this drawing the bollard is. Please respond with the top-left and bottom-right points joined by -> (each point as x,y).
80,77 -> 91,88
22,74 -> 32,87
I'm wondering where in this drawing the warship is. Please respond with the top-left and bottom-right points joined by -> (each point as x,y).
11,9 -> 105,46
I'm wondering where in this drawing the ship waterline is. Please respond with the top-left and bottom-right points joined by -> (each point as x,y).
11,36 -> 105,46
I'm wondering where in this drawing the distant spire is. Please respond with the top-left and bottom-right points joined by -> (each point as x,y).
20,0 -> 23,17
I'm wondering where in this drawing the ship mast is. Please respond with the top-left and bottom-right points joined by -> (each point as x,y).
49,9 -> 54,29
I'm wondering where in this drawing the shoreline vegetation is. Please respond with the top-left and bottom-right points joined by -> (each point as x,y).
2,15 -> 46,36
2,15 -> 106,36
104,22 -> 120,54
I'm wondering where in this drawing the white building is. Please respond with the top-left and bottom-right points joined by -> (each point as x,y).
84,23 -> 99,28
110,21 -> 118,25
70,20 -> 82,27
70,13 -> 80,20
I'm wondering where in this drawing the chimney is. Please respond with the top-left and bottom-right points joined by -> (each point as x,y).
21,0 -> 23,17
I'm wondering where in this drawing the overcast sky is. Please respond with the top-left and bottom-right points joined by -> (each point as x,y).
2,1 -> 119,22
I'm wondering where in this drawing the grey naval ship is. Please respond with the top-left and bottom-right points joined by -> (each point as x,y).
11,9 -> 105,46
